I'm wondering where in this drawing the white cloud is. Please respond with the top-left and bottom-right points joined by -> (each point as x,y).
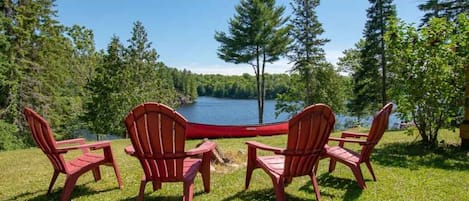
177,59 -> 292,75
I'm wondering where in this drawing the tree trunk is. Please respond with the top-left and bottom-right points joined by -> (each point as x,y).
380,3 -> 387,107
259,51 -> 266,124
460,64 -> 469,149
255,46 -> 263,124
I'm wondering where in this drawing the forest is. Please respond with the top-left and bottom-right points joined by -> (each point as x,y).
0,0 -> 467,151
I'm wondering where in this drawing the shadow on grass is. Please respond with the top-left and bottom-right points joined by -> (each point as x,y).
221,188 -> 313,201
5,181 -> 120,201
372,141 -> 469,171
220,175 -> 362,201
315,173 -> 363,200
117,190 -> 206,201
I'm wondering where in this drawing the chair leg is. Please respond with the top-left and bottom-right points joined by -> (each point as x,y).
107,147 -> 124,188
328,158 -> 337,173
60,175 -> 79,201
48,170 -> 60,194
152,181 -> 161,191
245,147 -> 257,190
272,177 -> 286,201
313,161 -> 319,174
351,165 -> 366,189
245,164 -> 255,190
365,161 -> 377,181
92,167 -> 101,182
137,180 -> 147,201
201,152 -> 212,193
310,172 -> 322,201
183,180 -> 194,201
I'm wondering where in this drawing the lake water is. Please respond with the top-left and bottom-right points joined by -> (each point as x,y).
177,96 -> 290,125
176,96 -> 401,130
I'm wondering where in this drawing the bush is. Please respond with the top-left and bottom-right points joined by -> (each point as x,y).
0,120 -> 23,151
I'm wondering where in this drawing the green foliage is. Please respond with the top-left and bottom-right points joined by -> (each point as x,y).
385,14 -> 468,147
418,0 -> 469,27
215,0 -> 291,123
167,67 -> 198,102
276,63 -> 347,116
337,41 -> 368,118
287,0 -> 329,105
352,0 -> 396,114
83,22 -> 184,138
84,36 -> 126,138
0,119 -> 23,151
275,74 -> 304,117
337,40 -> 364,75
123,21 -> 178,107
276,0 -> 345,116
0,0 -> 88,144
1,0 -> 200,144
338,40 -> 376,119
196,73 -> 289,100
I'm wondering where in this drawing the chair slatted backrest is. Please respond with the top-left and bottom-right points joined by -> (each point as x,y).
24,108 -> 67,172
360,103 -> 393,161
125,103 -> 188,181
284,104 -> 335,177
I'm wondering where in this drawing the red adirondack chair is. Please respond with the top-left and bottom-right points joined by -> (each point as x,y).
23,108 -> 123,201
245,104 -> 336,201
124,102 -> 216,201
324,103 -> 393,189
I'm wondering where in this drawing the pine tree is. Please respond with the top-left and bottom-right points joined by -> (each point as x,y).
0,0 -> 83,145
124,21 -> 178,108
288,0 -> 328,104
419,0 -> 469,26
337,40 -> 369,119
352,0 -> 396,115
276,0 -> 345,116
84,36 -> 126,139
215,0 -> 290,123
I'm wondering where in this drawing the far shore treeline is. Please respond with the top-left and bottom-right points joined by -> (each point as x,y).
0,0 -> 467,151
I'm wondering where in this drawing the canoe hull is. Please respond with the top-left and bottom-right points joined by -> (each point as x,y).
186,121 -> 288,139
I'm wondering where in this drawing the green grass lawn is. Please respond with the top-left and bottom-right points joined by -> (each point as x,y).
0,129 -> 468,201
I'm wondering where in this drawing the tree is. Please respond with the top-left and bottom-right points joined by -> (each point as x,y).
0,0 -> 84,146
337,40 -> 371,119
124,21 -> 177,108
385,14 -> 468,147
418,0 -> 469,26
84,22 -> 181,139
353,0 -> 396,114
337,40 -> 364,76
288,0 -> 329,104
215,0 -> 290,123
276,0 -> 344,116
84,36 -> 126,139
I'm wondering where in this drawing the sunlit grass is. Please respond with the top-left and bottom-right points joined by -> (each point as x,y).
0,129 -> 467,200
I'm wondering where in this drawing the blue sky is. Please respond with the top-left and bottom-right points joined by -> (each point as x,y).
56,0 -> 422,75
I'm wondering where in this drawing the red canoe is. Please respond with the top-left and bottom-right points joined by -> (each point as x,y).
186,121 -> 288,139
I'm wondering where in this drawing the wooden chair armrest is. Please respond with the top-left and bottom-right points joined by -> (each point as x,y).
246,141 -> 283,154
56,141 -> 111,153
341,131 -> 368,138
125,145 -> 136,156
186,141 -> 217,156
328,137 -> 368,145
56,138 -> 86,146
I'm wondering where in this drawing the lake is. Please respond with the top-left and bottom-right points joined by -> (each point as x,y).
176,96 -> 401,130
177,96 -> 289,125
